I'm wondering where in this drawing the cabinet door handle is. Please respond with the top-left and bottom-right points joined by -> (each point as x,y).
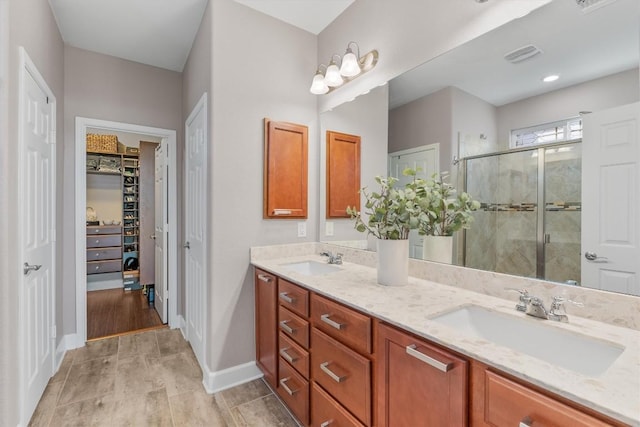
320,421 -> 333,427
257,274 -> 272,283
279,320 -> 295,334
279,377 -> 298,395
320,314 -> 344,330
279,292 -> 294,304
279,348 -> 297,364
320,362 -> 345,383
519,416 -> 533,427
405,344 -> 452,373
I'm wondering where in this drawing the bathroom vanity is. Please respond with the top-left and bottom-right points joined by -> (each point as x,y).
252,244 -> 639,427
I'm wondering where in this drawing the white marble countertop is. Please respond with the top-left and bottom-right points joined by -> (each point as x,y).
251,253 -> 640,426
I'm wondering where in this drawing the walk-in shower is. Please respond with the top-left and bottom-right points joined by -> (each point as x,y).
463,141 -> 582,283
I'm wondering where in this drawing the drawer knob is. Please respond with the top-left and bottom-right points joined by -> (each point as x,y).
95,253 -> 100,257
279,320 -> 295,335
257,274 -> 271,283
279,348 -> 298,364
406,344 -> 452,373
95,266 -> 100,270
279,292 -> 295,304
95,240 -> 100,244
279,378 -> 298,395
320,361 -> 345,383
320,313 -> 344,330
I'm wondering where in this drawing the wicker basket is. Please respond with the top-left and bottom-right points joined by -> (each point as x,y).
86,134 -> 118,153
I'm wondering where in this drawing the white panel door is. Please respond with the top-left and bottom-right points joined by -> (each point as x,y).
389,145 -> 439,258
20,64 -> 55,424
185,94 -> 207,365
154,143 -> 168,322
582,103 -> 640,295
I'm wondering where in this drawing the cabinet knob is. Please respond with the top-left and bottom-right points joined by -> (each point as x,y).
95,239 -> 100,244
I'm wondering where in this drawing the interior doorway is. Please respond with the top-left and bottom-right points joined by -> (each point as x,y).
75,117 -> 178,344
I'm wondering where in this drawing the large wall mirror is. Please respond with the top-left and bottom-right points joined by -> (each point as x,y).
319,0 -> 639,296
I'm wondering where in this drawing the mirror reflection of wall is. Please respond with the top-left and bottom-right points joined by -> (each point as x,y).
319,0 -> 639,295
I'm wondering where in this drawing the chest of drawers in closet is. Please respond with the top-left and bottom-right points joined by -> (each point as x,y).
86,226 -> 123,274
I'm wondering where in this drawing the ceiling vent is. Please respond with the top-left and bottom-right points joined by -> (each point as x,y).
575,0 -> 619,13
504,45 -> 543,64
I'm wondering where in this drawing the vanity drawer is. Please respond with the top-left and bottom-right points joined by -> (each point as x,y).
279,332 -> 309,379
87,247 -> 121,261
484,370 -> 612,427
278,358 -> 309,425
311,328 -> 371,426
278,278 -> 309,317
86,235 -> 122,248
87,260 -> 122,275
87,226 -> 122,235
279,305 -> 309,349
311,294 -> 372,354
311,382 -> 364,427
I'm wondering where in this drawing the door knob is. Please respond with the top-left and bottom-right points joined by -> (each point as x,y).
150,234 -> 156,240
23,262 -> 42,275
585,251 -> 608,262
184,242 -> 190,249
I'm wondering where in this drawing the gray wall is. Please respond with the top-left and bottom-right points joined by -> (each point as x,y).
320,85 -> 389,243
62,46 -> 183,336
496,68 -> 640,147
207,0 -> 318,372
2,0 -> 64,424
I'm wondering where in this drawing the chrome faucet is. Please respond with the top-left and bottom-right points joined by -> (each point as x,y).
506,289 -> 583,322
320,251 -> 343,265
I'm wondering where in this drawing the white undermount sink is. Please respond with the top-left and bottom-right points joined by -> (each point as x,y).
431,305 -> 624,376
280,260 -> 342,276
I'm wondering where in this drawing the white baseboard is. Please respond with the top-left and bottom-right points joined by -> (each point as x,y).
54,333 -> 82,372
202,361 -> 263,394
177,314 -> 186,338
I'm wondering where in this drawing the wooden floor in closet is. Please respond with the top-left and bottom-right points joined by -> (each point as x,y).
87,288 -> 164,340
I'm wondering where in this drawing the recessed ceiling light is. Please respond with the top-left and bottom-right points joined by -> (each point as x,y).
542,74 -> 559,82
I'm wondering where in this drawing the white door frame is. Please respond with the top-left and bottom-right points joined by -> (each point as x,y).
388,144 -> 440,174
75,117 -> 178,344
19,47 -> 57,427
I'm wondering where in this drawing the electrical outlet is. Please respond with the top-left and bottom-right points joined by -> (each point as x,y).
297,222 -> 307,237
325,221 -> 334,236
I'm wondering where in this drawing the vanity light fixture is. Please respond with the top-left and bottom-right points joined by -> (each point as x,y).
542,74 -> 560,82
309,42 -> 379,95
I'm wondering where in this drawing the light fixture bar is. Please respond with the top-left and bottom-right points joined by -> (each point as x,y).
309,42 -> 379,95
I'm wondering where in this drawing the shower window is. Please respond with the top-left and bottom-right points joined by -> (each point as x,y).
510,117 -> 582,148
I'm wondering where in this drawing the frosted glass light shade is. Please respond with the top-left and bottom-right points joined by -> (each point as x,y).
340,51 -> 361,77
324,63 -> 344,87
309,73 -> 329,94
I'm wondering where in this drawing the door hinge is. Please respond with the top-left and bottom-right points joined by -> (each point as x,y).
46,96 -> 49,104
50,325 -> 57,339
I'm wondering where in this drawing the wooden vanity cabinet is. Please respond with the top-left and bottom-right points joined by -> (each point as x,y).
376,322 -> 468,427
470,361 -> 627,427
255,269 -> 278,389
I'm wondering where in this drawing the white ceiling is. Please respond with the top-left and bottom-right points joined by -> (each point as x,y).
48,0 -> 353,72
234,0 -> 355,34
389,0 -> 639,109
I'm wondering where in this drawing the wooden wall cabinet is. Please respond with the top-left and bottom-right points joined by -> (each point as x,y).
263,119 -> 308,219
326,131 -> 361,218
377,323 -> 468,427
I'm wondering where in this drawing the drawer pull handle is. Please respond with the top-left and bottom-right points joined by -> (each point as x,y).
519,417 -> 533,427
273,209 -> 292,216
279,292 -> 295,304
279,377 -> 297,395
279,348 -> 297,363
279,320 -> 295,335
95,266 -> 100,270
95,240 -> 100,244
406,344 -> 452,373
320,362 -> 345,383
320,421 -> 333,427
320,314 -> 344,330
257,274 -> 272,283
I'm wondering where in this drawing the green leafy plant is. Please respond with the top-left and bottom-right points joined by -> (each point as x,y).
346,172 -> 421,240
406,169 -> 481,236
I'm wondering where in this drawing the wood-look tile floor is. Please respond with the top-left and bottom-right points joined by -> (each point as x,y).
87,289 -> 164,340
29,329 -> 298,427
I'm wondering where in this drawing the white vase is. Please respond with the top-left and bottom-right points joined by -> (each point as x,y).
422,235 -> 454,264
376,239 -> 409,286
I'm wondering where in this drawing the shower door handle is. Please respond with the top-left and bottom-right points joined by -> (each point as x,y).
585,251 -> 608,262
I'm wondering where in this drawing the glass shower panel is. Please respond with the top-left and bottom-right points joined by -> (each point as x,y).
543,143 -> 582,284
465,150 -> 538,278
